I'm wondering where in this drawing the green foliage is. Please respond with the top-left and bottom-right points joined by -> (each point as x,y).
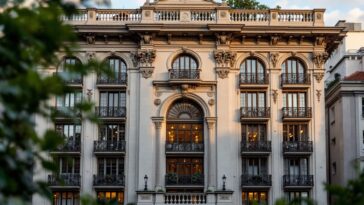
0,0 -> 109,204
227,0 -> 280,9
326,169 -> 364,205
227,0 -> 269,9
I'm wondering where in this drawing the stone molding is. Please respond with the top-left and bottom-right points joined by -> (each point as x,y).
313,72 -> 325,83
213,50 -> 236,79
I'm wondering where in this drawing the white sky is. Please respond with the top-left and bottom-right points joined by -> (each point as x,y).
111,0 -> 364,26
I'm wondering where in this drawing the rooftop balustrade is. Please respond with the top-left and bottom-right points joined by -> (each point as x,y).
62,8 -> 324,27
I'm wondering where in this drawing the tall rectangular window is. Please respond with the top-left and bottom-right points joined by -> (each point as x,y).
53,191 -> 80,205
240,92 -> 266,108
283,92 -> 306,108
56,91 -> 82,108
56,157 -> 80,174
99,124 -> 125,141
242,158 -> 268,175
100,91 -> 126,107
283,124 -> 308,141
97,158 -> 124,176
284,158 -> 308,176
241,124 -> 267,142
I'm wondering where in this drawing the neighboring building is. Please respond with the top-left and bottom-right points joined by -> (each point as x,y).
325,21 -> 364,190
32,0 -> 345,205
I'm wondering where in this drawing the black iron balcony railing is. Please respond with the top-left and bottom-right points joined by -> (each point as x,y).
97,73 -> 127,85
283,175 -> 314,187
282,107 -> 312,118
241,174 -> 272,187
52,139 -> 81,152
281,73 -> 311,85
241,141 -> 271,153
240,107 -> 270,118
95,106 -> 126,118
52,106 -> 82,118
240,73 -> 269,84
169,69 -> 200,80
165,173 -> 204,186
165,142 -> 204,153
55,72 -> 83,84
283,141 -> 313,153
93,174 -> 125,186
94,140 -> 126,153
48,174 -> 81,186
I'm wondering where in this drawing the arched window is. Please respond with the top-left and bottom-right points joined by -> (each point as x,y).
57,57 -> 82,84
165,99 -> 204,187
281,58 -> 308,84
240,58 -> 267,84
98,57 -> 127,84
170,55 -> 199,79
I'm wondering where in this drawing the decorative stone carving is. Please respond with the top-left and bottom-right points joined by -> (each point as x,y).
131,49 -> 156,78
86,52 -> 96,61
85,34 -> 95,44
140,67 -> 154,78
154,99 -> 161,106
140,33 -> 152,45
313,73 -> 325,83
271,36 -> 280,45
208,99 -> 215,106
86,89 -> 93,100
214,50 -> 237,67
215,67 -> 230,79
316,90 -> 322,102
316,36 -> 325,46
214,50 -> 236,78
272,89 -> 278,104
215,33 -> 232,45
132,49 -> 156,67
270,52 -> 279,68
313,52 -> 329,68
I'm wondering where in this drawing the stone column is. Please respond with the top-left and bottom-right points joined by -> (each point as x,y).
206,117 -> 217,189
152,117 -> 164,190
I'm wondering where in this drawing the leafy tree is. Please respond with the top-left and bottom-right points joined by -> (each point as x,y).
0,0 -> 110,204
227,0 -> 269,9
227,0 -> 280,9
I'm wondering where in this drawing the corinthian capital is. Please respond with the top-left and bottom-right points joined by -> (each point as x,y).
213,50 -> 237,67
312,52 -> 328,68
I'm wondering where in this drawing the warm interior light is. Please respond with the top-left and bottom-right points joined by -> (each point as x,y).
194,135 -> 199,143
300,129 -> 304,134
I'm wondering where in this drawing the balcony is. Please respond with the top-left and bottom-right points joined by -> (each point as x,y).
165,142 -> 204,154
169,69 -> 200,81
48,174 -> 81,188
55,72 -> 83,87
164,193 -> 207,204
239,73 -> 269,88
241,174 -> 272,189
241,141 -> 271,155
281,73 -> 311,88
165,173 -> 204,187
283,141 -> 313,155
96,73 -> 127,87
93,174 -> 125,188
94,140 -> 126,155
283,175 -> 314,189
52,107 -> 82,119
240,107 -> 270,121
50,139 -> 80,155
282,107 -> 312,121
95,106 -> 126,119
62,9 -> 324,27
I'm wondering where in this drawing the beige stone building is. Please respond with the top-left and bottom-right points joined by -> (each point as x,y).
32,0 -> 345,204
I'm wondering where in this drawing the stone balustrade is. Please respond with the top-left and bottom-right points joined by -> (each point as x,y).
62,8 -> 324,26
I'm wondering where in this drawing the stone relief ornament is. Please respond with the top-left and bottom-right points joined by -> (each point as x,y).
215,33 -> 232,45
208,99 -> 215,106
86,89 -> 93,101
313,73 -> 325,83
131,49 -> 156,78
154,99 -> 161,106
213,50 -> 237,67
316,90 -> 322,102
86,52 -> 96,61
271,36 -> 280,46
272,89 -> 278,104
270,52 -> 279,68
313,52 -> 329,68
85,34 -> 95,44
215,67 -> 230,79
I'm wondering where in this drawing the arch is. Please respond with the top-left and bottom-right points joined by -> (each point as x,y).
234,53 -> 269,70
158,93 -> 211,119
277,53 -> 310,71
166,48 -> 202,70
167,99 -> 204,121
102,56 -> 127,73
99,52 -> 134,69
239,57 -> 266,73
56,56 -> 82,71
